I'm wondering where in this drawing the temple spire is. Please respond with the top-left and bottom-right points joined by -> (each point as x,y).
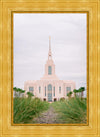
48,36 -> 52,60
49,36 -> 51,52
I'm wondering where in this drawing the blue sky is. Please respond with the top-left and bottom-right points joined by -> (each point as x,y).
14,13 -> 87,96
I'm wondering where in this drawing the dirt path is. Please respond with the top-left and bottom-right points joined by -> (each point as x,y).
33,105 -> 60,124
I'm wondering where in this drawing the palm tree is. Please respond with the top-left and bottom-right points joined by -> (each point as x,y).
18,88 -> 26,97
13,87 -> 25,98
79,87 -> 85,99
69,91 -> 73,98
20,89 -> 25,97
67,91 -> 73,98
73,89 -> 78,97
17,88 -> 21,97
27,92 -> 34,98
13,87 -> 17,97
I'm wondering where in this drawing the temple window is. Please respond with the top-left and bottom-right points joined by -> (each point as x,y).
53,87 -> 55,96
29,87 -> 34,94
29,87 -> 34,91
48,66 -> 52,75
48,84 -> 52,91
59,86 -> 61,93
39,86 -> 41,93
66,87 -> 71,91
45,86 -> 46,96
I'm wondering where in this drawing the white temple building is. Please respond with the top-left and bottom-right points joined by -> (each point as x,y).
24,37 -> 75,102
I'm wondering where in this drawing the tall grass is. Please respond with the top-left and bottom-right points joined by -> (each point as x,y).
13,97 -> 49,124
52,97 -> 87,124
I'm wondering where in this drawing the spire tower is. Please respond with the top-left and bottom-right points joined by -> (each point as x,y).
48,36 -> 52,60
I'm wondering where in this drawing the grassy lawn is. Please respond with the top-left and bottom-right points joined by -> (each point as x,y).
13,97 -> 49,124
51,97 -> 87,124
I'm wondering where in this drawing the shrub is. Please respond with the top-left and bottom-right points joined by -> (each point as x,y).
60,97 -> 65,101
52,97 -> 87,124
62,98 -> 86,123
13,97 -> 49,124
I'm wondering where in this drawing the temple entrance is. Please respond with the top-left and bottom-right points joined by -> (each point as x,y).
43,98 -> 46,101
48,84 -> 52,102
54,98 -> 57,102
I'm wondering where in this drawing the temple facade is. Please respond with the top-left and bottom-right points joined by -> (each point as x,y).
24,37 -> 75,102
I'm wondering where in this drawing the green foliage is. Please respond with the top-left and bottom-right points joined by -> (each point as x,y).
13,87 -> 25,97
13,87 -> 17,91
34,97 -> 41,101
73,89 -> 79,97
73,87 -> 85,98
67,91 -> 73,98
60,97 -> 65,101
78,87 -> 85,98
79,87 -> 85,92
27,92 -> 34,98
13,98 -> 49,124
52,97 -> 87,124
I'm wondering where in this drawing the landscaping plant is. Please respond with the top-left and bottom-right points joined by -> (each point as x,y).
52,97 -> 87,124
13,97 -> 49,123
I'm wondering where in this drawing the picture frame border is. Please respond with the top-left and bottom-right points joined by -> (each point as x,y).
0,0 -> 99,137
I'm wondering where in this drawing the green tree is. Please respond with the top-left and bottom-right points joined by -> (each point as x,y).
67,91 -> 73,98
17,88 -> 21,97
13,87 -> 25,97
79,87 -> 85,99
27,92 -> 34,98
73,89 -> 78,97
19,89 -> 25,97
13,87 -> 17,97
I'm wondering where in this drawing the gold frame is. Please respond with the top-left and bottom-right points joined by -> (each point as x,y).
0,0 -> 100,137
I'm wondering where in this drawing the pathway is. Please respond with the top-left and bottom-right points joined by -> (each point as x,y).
33,105 -> 61,124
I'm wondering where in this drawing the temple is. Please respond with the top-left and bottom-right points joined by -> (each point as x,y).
24,37 -> 75,101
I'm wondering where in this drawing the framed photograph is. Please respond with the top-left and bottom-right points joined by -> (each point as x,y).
0,0 -> 100,137
13,12 -> 88,125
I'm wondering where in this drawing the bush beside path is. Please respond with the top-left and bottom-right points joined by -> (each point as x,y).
13,97 -> 87,124
13,98 -> 49,124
